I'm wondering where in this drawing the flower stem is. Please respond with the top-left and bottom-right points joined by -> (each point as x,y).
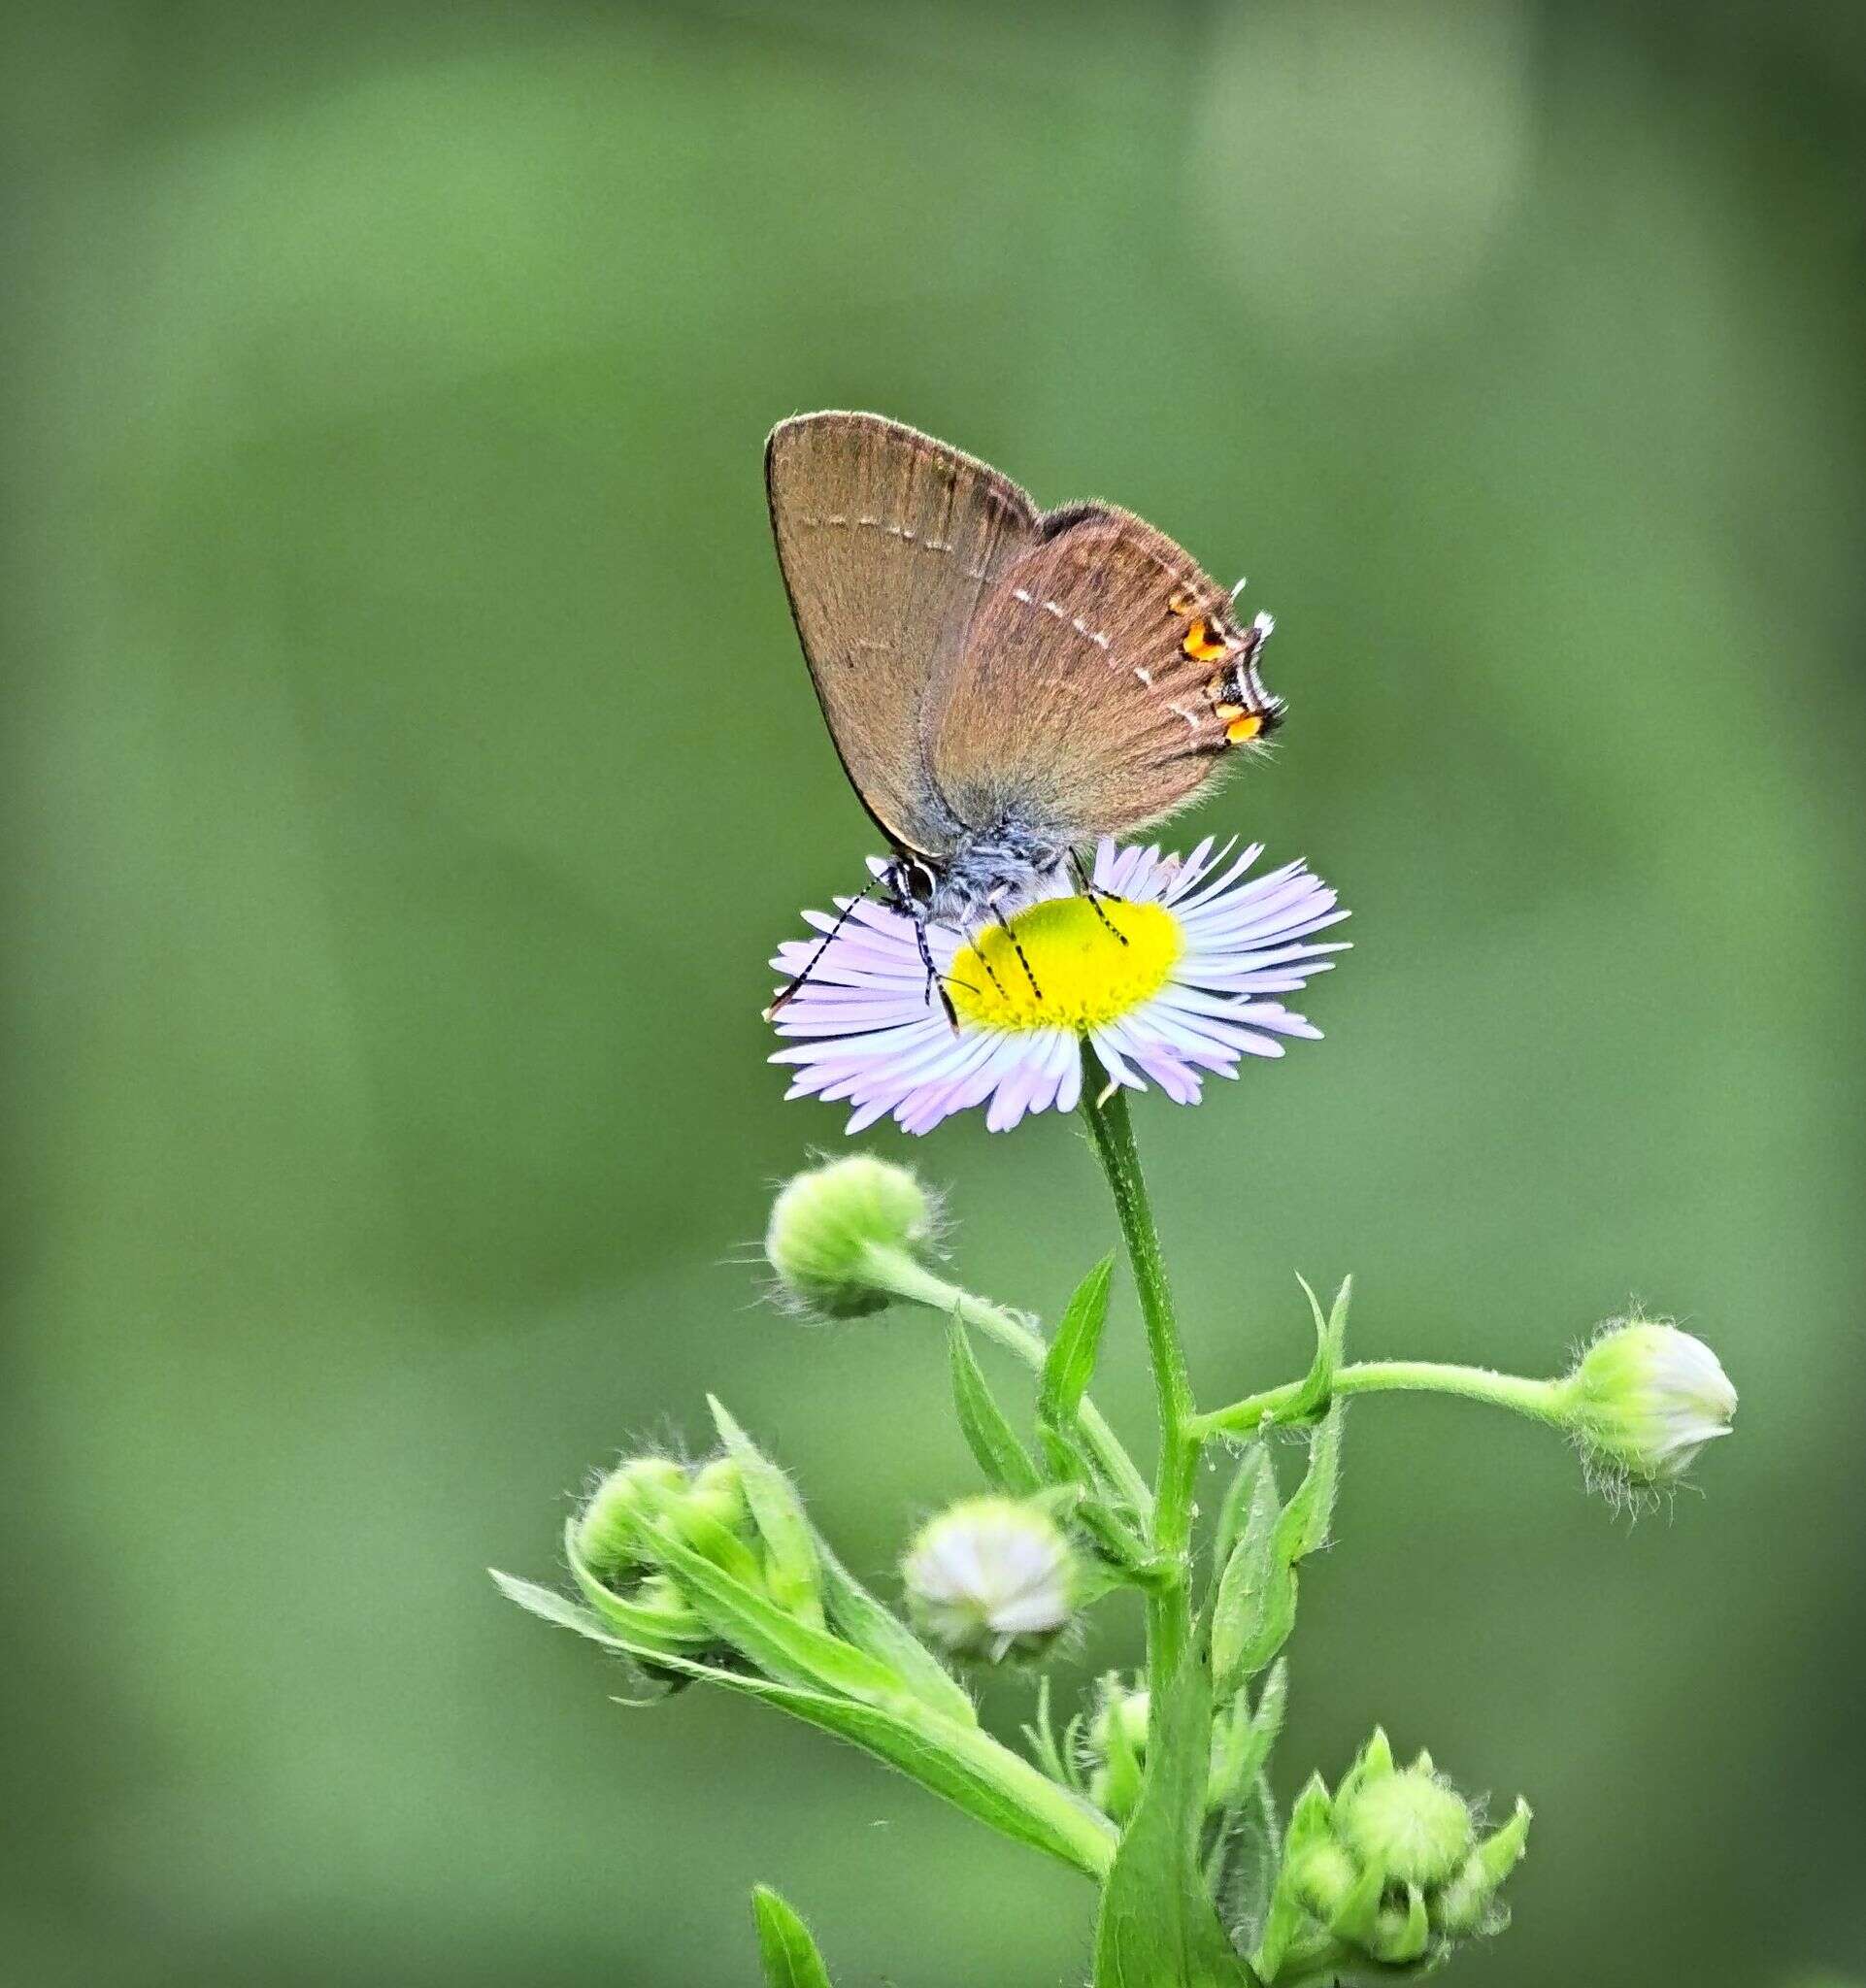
1188,1360 -> 1569,1443
861,1246 -> 1154,1520
1079,1060 -> 1198,1701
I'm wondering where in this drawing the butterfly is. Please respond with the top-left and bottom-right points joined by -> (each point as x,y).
765,412 -> 1282,1018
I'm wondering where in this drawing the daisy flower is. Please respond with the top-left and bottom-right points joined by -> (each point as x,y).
767,837 -> 1349,1135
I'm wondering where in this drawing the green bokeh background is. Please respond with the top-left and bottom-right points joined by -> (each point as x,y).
6,3 -> 1863,1983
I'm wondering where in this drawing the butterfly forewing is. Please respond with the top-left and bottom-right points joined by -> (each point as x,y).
923,506 -> 1258,842
765,413 -> 1040,856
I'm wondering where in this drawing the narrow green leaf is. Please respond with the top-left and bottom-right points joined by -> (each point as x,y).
488,1569 -> 678,1704
633,1521 -> 910,1706
1213,1774 -> 1283,1958
1209,1441 -> 1274,1606
813,1537 -> 978,1728
1284,1273 -> 1353,1423
1091,1644 -> 1260,1987
556,1545 -> 722,1659
1022,1673 -> 1070,1784
633,1653 -> 1116,1878
949,1322 -> 1043,1494
752,1885 -> 835,1988
709,1396 -> 824,1626
1275,1398 -> 1344,1565
1238,1660 -> 1288,1791
1207,1659 -> 1286,1812
1039,1254 -> 1115,1425
1211,1456 -> 1282,1695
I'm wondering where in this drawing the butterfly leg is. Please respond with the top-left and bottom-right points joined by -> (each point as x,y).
765,879 -> 877,1017
993,908 -> 1044,1001
912,916 -> 962,1033
1069,849 -> 1130,946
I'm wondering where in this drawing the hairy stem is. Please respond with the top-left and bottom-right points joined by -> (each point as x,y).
1189,1360 -> 1568,1442
1079,1058 -> 1198,1704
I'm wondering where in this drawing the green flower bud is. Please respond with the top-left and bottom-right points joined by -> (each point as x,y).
1269,1732 -> 1530,1972
1561,1317 -> 1737,1491
900,1495 -> 1078,1663
1084,1676 -> 1150,1822
629,1573 -> 713,1647
1335,1754 -> 1473,1889
765,1154 -> 938,1318
576,1455 -> 685,1580
681,1457 -> 750,1538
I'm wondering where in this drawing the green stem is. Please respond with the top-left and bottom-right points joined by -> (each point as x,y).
1079,1059 -> 1198,1702
862,1246 -> 1154,1521
1188,1360 -> 1569,1443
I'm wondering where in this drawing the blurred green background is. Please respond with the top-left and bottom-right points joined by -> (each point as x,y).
6,2 -> 1863,1982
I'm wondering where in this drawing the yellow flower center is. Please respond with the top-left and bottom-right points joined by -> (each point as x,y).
949,898 -> 1182,1033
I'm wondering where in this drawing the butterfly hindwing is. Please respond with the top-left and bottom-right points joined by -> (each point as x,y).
923,505 -> 1264,842
765,413 -> 1040,856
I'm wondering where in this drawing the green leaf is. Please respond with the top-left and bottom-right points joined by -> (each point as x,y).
1285,1274 -> 1351,1421
812,1537 -> 978,1728
487,1570 -> 677,1704
499,1583 -> 1115,1877
1207,1659 -> 1287,1811
1039,1254 -> 1115,1427
949,1322 -> 1043,1494
1214,1403 -> 1343,1695
709,1396 -> 824,1626
645,1652 -> 1116,1878
627,1520 -> 912,1706
1091,1643 -> 1260,1987
1210,1441 -> 1275,1595
1211,1454 -> 1283,1696
751,1885 -> 835,1988
1275,1398 -> 1344,1566
1021,1674 -> 1072,1785
1213,1774 -> 1282,1958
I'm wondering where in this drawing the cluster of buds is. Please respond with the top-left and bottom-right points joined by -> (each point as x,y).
1259,1730 -> 1529,1978
573,1452 -> 759,1656
900,1495 -> 1080,1664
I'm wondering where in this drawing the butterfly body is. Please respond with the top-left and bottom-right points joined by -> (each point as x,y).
765,413 -> 1283,995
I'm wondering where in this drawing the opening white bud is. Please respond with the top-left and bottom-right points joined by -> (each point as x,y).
765,1154 -> 938,1318
900,1495 -> 1078,1663
1563,1318 -> 1737,1490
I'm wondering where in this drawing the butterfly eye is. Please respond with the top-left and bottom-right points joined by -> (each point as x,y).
888,857 -> 937,909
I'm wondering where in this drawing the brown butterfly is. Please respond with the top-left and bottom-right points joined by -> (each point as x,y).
765,412 -> 1281,1014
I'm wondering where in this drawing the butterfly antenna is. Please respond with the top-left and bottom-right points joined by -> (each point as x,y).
764,878 -> 878,1019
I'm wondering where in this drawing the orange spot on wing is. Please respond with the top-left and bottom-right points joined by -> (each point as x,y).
1183,617 -> 1230,663
1225,712 -> 1264,745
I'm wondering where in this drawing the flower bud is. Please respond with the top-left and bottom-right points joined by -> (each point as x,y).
1268,1731 -> 1530,1971
681,1457 -> 750,1538
765,1154 -> 938,1318
1084,1676 -> 1150,1822
1562,1318 -> 1737,1490
575,1455 -> 685,1580
900,1496 -> 1078,1663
